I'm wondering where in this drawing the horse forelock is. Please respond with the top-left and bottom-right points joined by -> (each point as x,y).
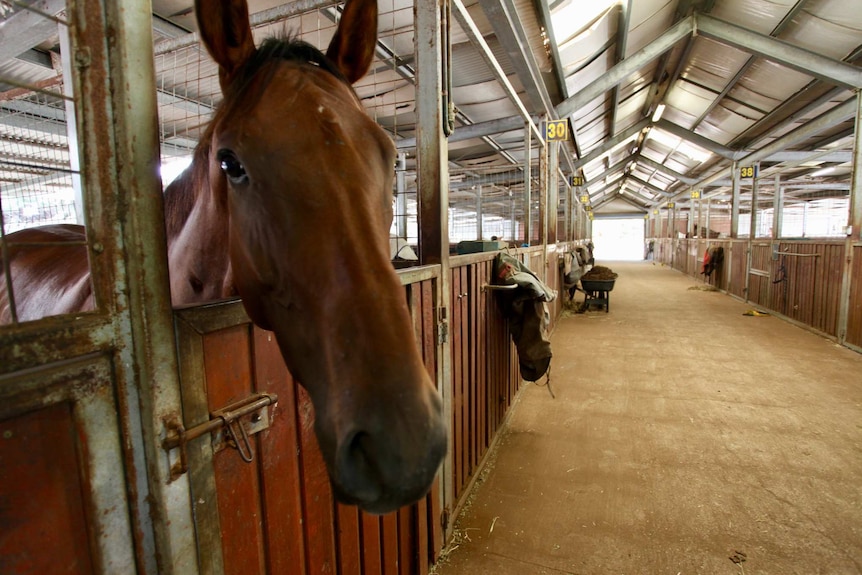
213,36 -> 354,127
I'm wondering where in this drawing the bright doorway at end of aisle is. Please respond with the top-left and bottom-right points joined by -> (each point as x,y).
591,217 -> 645,261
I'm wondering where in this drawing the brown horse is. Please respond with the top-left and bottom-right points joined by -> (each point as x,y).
0,0 -> 446,514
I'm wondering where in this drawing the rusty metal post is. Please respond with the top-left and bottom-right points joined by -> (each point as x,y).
415,0 -> 453,538
71,0 -> 197,572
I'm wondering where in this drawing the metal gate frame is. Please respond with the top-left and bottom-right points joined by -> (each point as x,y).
1,0 -> 194,573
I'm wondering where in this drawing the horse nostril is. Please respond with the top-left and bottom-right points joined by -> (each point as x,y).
189,274 -> 204,294
337,431 -> 383,504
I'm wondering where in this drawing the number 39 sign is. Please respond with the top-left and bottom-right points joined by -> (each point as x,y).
544,120 -> 568,141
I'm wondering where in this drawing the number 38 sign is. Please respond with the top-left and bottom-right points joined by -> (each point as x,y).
545,120 -> 568,141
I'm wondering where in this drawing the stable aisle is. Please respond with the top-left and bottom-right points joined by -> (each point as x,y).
432,260 -> 862,575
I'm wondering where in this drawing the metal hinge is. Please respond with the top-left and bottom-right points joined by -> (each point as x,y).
162,392 -> 278,481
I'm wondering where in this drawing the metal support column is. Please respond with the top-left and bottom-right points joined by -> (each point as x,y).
415,0 -> 453,536
772,174 -> 782,239
730,161 -> 740,238
476,185 -> 483,239
395,152 -> 408,239
837,93 -> 862,345
58,21 -> 85,225
538,126 -> 548,248
548,143 -> 558,247
745,163 -> 759,302
78,0 -> 196,571
523,124 -> 532,244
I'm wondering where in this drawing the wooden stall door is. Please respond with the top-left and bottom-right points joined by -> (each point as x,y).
0,356 -> 137,575
174,295 -> 442,575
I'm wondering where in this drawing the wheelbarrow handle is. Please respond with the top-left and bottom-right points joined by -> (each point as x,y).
481,283 -> 519,292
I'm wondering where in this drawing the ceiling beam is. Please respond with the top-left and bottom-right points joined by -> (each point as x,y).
452,0 -> 543,144
636,155 -> 697,186
628,175 -> 673,197
556,16 -> 694,119
0,0 -> 66,62
676,96 -> 858,201
478,0 -> 554,115
573,118 -> 650,169
608,1 -> 631,137
695,13 -> 862,90
654,119 -> 735,159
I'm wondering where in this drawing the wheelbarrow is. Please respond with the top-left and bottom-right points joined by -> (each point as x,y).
580,278 -> 615,312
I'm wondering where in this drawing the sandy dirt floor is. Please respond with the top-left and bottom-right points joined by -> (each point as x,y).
432,260 -> 862,575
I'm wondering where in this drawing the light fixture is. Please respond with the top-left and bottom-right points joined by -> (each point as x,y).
809,166 -> 836,178
651,103 -> 666,123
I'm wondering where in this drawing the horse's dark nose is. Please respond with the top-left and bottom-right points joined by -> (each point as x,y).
333,388 -> 447,514
336,431 -> 384,503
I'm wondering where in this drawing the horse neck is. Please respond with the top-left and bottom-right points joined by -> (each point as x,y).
165,138 -> 234,305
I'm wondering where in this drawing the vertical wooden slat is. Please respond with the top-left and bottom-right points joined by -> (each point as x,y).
422,279 -> 437,383
414,491 -> 429,575
398,507 -> 413,575
427,476 -> 443,561
474,262 -> 484,473
253,327 -> 308,575
381,512 -> 399,575
336,503 -> 362,575
296,385 -> 338,574
450,268 -> 463,498
360,513 -> 383,575
204,326 -> 267,574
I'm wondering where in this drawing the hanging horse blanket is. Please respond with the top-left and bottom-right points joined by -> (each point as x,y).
492,252 -> 557,381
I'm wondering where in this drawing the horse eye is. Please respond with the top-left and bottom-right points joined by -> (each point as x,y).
217,150 -> 248,185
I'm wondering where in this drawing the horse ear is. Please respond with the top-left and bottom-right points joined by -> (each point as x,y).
195,0 -> 256,90
326,0 -> 378,84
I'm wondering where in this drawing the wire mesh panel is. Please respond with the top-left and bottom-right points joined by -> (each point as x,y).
0,0 -> 92,325
448,165 -> 533,244
0,92 -> 78,233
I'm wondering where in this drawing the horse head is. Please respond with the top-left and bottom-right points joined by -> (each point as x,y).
184,0 -> 446,514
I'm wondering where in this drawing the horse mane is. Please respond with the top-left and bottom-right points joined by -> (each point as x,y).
217,36 -> 352,124
163,36 -> 353,237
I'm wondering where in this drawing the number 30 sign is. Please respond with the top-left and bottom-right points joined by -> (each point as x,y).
545,120 -> 568,141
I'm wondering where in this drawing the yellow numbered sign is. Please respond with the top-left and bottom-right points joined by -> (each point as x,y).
545,120 -> 568,141
580,194 -> 590,204
739,165 -> 758,178
569,175 -> 585,186
690,190 -> 701,199
666,202 -> 675,209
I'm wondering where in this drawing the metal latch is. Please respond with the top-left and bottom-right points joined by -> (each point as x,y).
163,392 -> 278,481
437,306 -> 449,345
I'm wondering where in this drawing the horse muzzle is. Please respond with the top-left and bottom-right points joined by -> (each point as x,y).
327,385 -> 447,514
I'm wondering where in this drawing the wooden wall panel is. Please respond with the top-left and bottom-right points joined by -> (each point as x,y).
657,238 -> 852,341
447,251 -> 528,512
202,326 -> 268,575
253,329 -> 307,575
847,246 -> 862,348
0,403 -> 94,575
